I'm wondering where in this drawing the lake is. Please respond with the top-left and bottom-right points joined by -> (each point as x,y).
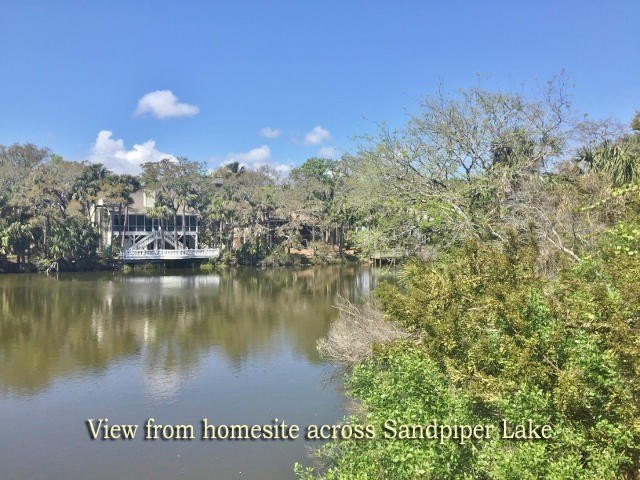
0,266 -> 381,480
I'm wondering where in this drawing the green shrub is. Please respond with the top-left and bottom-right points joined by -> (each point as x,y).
300,226 -> 640,479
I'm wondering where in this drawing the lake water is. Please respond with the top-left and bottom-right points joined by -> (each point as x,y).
0,266 -> 381,480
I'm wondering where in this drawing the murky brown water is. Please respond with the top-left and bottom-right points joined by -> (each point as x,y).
0,266 -> 380,480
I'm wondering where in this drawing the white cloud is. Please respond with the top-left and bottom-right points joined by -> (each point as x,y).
259,127 -> 281,138
273,164 -> 293,175
222,145 -> 292,176
304,125 -> 331,145
226,145 -> 271,166
317,146 -> 337,159
134,90 -> 199,119
89,130 -> 176,174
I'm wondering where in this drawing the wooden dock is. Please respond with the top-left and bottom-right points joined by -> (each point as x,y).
369,250 -> 408,266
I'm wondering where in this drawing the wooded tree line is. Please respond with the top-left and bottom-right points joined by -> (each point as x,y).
1,79 -> 640,271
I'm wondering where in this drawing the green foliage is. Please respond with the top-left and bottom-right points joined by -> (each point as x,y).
0,144 -> 49,216
293,158 -> 338,191
47,217 -> 99,268
0,221 -> 39,263
296,343 -> 477,480
576,137 -> 640,186
302,228 -> 640,479
235,238 -> 267,265
631,111 -> 640,133
602,221 -> 640,257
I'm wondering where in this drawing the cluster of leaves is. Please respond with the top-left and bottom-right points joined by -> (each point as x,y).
300,224 -> 639,479
575,134 -> 640,187
46,216 -> 99,268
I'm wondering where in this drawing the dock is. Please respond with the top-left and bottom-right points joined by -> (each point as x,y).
121,248 -> 220,262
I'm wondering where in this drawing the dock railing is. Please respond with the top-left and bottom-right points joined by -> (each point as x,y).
121,248 -> 220,261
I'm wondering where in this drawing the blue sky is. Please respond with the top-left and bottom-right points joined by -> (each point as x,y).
1,1 -> 638,173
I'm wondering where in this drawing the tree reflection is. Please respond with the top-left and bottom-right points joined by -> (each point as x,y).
0,266 -> 380,395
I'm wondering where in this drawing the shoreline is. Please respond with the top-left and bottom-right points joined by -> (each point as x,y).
0,255 -> 368,274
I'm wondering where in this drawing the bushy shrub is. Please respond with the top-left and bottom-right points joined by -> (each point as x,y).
300,226 -> 640,479
47,217 -> 99,268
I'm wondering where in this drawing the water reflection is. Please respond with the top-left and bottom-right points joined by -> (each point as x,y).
0,266 -> 386,480
0,266 -> 379,397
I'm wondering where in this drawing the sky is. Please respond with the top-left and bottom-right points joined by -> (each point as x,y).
1,0 -> 639,174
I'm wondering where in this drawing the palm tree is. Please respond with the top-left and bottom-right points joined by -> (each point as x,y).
576,138 -> 640,186
1,221 -> 36,264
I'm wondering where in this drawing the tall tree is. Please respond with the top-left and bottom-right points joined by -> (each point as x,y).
141,158 -> 204,249
100,173 -> 140,249
0,143 -> 49,216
